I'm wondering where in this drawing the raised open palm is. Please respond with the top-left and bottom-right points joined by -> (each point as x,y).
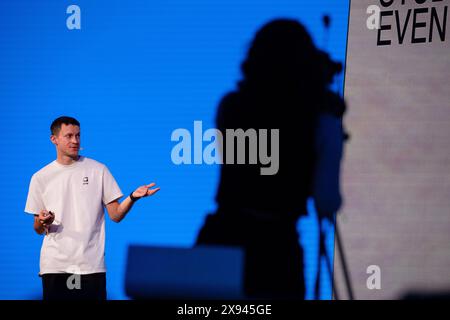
132,182 -> 160,199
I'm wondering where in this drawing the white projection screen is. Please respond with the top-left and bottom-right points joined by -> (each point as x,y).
334,0 -> 450,299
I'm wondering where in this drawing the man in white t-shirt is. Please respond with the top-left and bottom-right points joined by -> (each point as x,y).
25,116 -> 160,300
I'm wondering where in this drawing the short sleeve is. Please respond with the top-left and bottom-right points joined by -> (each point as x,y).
24,174 -> 45,215
102,166 -> 123,205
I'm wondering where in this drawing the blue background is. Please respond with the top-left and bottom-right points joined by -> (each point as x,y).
0,0 -> 349,299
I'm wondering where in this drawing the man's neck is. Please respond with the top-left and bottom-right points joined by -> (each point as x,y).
56,154 -> 80,166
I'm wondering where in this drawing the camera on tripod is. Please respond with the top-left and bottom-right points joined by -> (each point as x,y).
316,49 -> 343,86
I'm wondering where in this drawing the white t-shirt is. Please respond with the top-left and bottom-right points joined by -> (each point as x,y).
24,156 -> 123,275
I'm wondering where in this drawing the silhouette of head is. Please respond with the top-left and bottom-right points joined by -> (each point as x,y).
239,19 -> 323,95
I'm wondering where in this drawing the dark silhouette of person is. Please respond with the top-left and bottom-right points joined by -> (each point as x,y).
195,18 -> 346,299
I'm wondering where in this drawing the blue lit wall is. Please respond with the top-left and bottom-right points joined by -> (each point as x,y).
0,0 -> 349,299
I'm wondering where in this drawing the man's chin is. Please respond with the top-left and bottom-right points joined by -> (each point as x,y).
67,152 -> 80,159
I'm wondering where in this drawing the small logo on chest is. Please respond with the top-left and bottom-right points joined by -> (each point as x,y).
83,177 -> 89,185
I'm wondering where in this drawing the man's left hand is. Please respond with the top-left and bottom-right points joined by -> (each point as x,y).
132,182 -> 160,199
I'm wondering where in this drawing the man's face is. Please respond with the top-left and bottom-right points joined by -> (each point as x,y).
51,124 -> 81,159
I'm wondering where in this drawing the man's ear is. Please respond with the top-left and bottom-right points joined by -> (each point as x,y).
50,135 -> 57,145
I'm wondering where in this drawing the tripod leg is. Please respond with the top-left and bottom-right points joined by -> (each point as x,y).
335,222 -> 355,300
317,219 -> 340,300
314,233 -> 323,300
